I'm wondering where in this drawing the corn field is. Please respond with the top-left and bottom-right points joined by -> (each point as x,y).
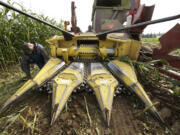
0,1 -> 63,71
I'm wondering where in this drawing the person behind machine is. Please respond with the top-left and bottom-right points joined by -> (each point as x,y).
21,42 -> 49,80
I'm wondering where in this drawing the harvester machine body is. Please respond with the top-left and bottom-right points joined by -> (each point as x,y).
92,0 -> 154,37
47,34 -> 141,62
1,0 -> 180,126
0,31 -> 163,125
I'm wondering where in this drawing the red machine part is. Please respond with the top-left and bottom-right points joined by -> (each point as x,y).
129,0 -> 140,22
152,23 -> 180,81
71,1 -> 77,32
128,0 -> 154,34
153,23 -> 180,69
158,69 -> 180,81
130,5 -> 155,34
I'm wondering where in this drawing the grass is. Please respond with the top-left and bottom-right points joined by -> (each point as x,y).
142,37 -> 160,44
0,65 -> 23,105
0,64 -> 39,106
141,37 -> 161,50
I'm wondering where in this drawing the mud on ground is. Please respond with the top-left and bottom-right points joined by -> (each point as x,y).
0,87 -> 179,135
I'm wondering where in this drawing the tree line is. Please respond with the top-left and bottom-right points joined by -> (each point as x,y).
142,32 -> 164,38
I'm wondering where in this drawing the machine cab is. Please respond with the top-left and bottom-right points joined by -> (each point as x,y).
92,0 -> 132,33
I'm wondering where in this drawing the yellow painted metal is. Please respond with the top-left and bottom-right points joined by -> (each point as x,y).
110,60 -> 151,102
0,58 -> 65,113
46,34 -> 142,62
99,47 -> 107,59
56,46 -> 98,62
108,60 -> 164,122
51,62 -> 84,125
87,63 -> 118,126
34,58 -> 65,86
50,45 -> 57,57
129,40 -> 142,59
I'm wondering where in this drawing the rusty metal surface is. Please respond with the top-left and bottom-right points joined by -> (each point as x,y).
157,23 -> 180,54
132,5 -> 155,24
158,69 -> 180,81
130,0 -> 140,10
71,1 -> 77,32
130,5 -> 155,33
70,2 -> 81,33
152,24 -> 180,69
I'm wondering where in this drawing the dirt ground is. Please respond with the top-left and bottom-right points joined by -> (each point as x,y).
0,79 -> 179,135
0,91 -> 172,135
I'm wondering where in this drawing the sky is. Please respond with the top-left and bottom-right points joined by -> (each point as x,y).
1,0 -> 180,34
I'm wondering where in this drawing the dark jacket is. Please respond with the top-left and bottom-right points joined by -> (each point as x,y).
22,43 -> 49,63
21,43 -> 49,76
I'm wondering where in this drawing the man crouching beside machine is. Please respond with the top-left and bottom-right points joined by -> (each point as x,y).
21,42 -> 49,80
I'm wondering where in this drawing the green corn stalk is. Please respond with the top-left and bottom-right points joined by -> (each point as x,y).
0,48 -> 8,72
0,106 -> 28,133
0,0 -> 63,71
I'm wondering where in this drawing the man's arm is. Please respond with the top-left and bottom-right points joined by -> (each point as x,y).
21,51 -> 31,77
38,44 -> 50,63
22,51 -> 30,61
